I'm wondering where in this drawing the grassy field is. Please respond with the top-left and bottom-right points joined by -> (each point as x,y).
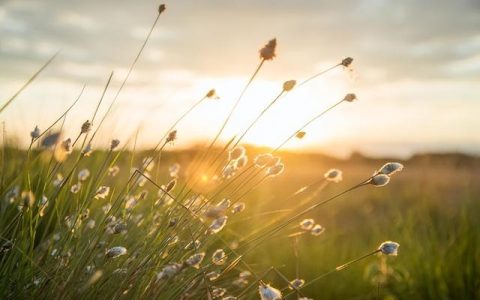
0,145 -> 478,299
241,152 -> 480,299
1,5 -> 479,299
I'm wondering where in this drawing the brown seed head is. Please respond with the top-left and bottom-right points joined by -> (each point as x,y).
259,38 -> 277,60
283,80 -> 296,92
166,130 -> 177,143
341,57 -> 353,67
81,120 -> 92,134
158,4 -> 166,14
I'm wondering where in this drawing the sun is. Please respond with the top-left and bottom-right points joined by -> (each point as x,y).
212,76 -> 347,150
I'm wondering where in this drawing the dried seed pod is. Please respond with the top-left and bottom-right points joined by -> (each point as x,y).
259,38 -> 277,61
283,80 -> 296,92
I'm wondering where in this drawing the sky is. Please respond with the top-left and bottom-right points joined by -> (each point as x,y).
0,0 -> 479,158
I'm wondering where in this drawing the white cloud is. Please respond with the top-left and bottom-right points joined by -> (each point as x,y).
56,12 -> 97,31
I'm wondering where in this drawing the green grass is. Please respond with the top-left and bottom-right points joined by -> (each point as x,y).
0,146 -> 478,299
0,5 -> 478,298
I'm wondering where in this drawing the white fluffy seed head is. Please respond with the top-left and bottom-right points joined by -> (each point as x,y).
169,163 -> 180,177
259,284 -> 282,300
324,169 -> 343,183
184,239 -> 201,251
38,195 -> 48,216
265,156 -> 281,168
229,146 -> 246,161
208,216 -> 228,234
211,288 -> 227,298
232,202 -> 246,214
378,241 -> 400,256
239,270 -> 251,279
21,190 -> 35,209
30,126 -> 40,139
289,278 -> 305,289
54,138 -> 71,162
108,165 -> 120,177
103,207 -> 113,217
370,174 -> 390,187
222,163 -> 236,178
267,163 -> 284,177
5,186 -> 19,203
78,169 -> 90,181
156,263 -> 182,281
236,155 -> 248,169
70,183 -> 81,194
254,153 -> 274,168
212,249 -> 227,265
53,173 -> 64,187
106,246 -> 127,258
311,224 -> 325,236
299,219 -> 315,230
86,219 -> 95,229
41,131 -> 61,148
377,162 -> 404,176
204,205 -> 227,219
206,271 -> 220,281
185,252 -> 205,269
217,198 -> 231,209
82,143 -> 92,157
95,186 -> 110,199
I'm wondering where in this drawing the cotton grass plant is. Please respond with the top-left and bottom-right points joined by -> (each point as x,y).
0,3 -> 407,299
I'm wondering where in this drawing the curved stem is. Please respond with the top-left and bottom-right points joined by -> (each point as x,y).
274,99 -> 345,152
209,59 -> 265,150
296,63 -> 341,89
0,52 -> 59,114
232,89 -> 284,149
34,85 -> 86,143
284,249 -> 381,298
239,179 -> 369,252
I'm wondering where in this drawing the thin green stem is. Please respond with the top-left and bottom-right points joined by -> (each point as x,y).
0,52 -> 59,114
283,249 -> 381,298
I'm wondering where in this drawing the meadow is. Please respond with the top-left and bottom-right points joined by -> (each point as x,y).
1,4 -> 479,300
1,145 -> 478,299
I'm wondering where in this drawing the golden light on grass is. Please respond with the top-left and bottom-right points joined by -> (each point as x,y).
200,174 -> 209,183
3,2 -> 475,300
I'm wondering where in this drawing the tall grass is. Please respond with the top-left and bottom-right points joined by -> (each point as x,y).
1,4 -> 478,300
